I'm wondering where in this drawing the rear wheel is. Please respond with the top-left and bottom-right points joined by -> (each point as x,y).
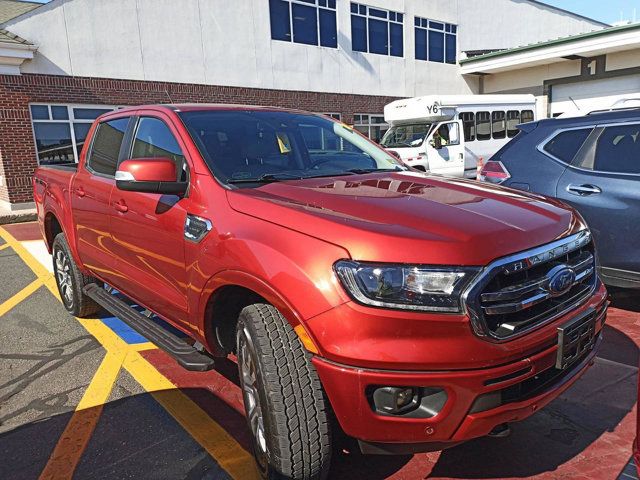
236,304 -> 331,480
52,233 -> 102,317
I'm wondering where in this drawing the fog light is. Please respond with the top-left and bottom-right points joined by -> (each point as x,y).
373,387 -> 417,414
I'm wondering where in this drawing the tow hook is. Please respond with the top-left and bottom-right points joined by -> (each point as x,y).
488,423 -> 511,438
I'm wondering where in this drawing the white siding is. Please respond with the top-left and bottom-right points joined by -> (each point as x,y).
4,0 -> 603,98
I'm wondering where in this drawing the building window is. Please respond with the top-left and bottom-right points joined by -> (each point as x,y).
321,113 -> 341,120
30,104 -> 117,165
269,0 -> 337,48
414,17 -> 456,64
354,114 -> 388,143
351,3 -> 403,57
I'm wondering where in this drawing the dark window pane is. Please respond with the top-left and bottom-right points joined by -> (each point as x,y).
415,27 -> 427,60
269,0 -> 291,41
492,111 -> 506,139
88,118 -> 128,176
430,21 -> 444,30
31,105 -> 49,120
506,110 -> 520,138
428,30 -> 444,62
73,123 -> 92,156
369,7 -> 386,18
73,108 -> 112,120
359,4 -> 366,14
460,112 -> 475,141
452,25 -> 457,33
351,2 -> 358,13
328,0 -> 336,9
593,125 -> 640,173
396,13 -> 403,22
544,128 -> 591,163
389,12 -> 395,21
292,3 -> 318,45
476,111 -> 491,141
51,106 -> 69,120
351,15 -> 367,51
521,110 -> 534,123
33,123 -> 74,165
390,23 -> 403,57
368,18 -> 388,54
445,34 -> 456,64
421,18 -> 428,27
132,117 -> 184,167
414,17 -> 420,26
319,9 -> 337,47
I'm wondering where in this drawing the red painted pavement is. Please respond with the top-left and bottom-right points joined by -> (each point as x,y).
3,221 -> 41,241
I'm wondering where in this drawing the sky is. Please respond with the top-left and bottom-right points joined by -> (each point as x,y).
29,0 -> 640,26
538,1 -> 639,24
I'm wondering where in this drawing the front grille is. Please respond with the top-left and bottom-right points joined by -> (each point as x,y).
465,230 -> 597,341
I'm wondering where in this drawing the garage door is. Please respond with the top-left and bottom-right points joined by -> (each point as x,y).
551,74 -> 640,117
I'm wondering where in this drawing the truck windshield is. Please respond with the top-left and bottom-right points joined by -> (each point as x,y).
381,124 -> 431,148
178,110 -> 406,186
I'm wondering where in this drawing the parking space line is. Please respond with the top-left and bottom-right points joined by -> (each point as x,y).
0,277 -> 46,317
0,227 -> 259,480
0,242 -> 9,251
38,351 -> 124,480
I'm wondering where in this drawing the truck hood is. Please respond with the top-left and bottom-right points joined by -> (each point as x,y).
226,171 -> 580,266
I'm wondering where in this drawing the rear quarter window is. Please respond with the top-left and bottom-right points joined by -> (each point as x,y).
542,128 -> 592,164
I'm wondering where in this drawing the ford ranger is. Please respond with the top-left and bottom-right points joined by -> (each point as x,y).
33,104 -> 608,480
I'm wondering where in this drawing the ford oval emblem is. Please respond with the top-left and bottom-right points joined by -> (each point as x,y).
546,265 -> 576,297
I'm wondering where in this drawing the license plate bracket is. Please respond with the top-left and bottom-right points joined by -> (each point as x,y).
556,308 -> 597,370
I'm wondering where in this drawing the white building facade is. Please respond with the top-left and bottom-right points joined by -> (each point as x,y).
0,0 -> 605,210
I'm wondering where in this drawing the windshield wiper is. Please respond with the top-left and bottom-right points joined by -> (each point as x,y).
227,173 -> 306,184
346,167 -> 405,174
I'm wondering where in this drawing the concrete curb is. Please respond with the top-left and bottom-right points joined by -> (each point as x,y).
0,212 -> 38,225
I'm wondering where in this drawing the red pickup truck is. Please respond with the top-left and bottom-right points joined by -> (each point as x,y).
34,104 -> 608,480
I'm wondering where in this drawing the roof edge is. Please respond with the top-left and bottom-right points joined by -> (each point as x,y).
460,22 -> 640,65
524,1 -> 609,28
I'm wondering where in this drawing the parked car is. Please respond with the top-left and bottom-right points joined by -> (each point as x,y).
479,109 -> 640,289
34,105 -> 607,480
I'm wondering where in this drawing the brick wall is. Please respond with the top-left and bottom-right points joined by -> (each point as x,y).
0,73 -> 399,205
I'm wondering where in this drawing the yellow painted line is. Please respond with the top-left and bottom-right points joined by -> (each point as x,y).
38,351 -> 124,480
0,242 -> 10,251
0,277 -> 45,317
0,227 -> 258,480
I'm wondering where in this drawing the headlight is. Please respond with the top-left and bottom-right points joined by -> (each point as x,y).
334,260 -> 480,313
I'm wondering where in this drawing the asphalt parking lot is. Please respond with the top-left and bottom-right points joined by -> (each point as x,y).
0,221 -> 638,480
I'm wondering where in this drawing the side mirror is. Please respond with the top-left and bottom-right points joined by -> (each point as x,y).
115,158 -> 187,195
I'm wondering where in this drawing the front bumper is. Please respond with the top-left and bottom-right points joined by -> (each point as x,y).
312,298 -> 607,450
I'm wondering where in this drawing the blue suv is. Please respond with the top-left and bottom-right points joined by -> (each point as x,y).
479,109 -> 640,289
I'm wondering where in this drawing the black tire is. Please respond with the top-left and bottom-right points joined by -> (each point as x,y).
236,304 -> 331,480
52,233 -> 102,317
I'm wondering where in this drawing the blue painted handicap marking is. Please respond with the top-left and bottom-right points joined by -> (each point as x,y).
100,315 -> 148,344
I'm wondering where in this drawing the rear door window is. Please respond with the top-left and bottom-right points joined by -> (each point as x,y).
542,128 -> 592,164
86,117 -> 129,176
592,124 -> 640,174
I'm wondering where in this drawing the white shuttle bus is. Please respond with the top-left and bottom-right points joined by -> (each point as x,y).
381,95 -> 536,178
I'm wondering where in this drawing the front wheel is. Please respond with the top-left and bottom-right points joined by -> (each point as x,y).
236,304 -> 331,480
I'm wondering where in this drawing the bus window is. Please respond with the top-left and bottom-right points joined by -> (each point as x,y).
460,112 -> 475,141
521,110 -> 534,124
506,110 -> 520,138
492,111 -> 506,139
476,111 -> 491,141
